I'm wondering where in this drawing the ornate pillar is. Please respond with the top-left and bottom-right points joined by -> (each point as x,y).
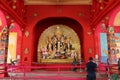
107,26 -> 117,64
0,24 -> 14,77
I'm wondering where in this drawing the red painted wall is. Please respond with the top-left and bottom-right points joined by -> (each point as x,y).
21,5 -> 95,65
0,10 -> 7,29
33,17 -> 83,62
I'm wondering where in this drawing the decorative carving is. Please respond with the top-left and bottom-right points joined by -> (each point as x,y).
33,13 -> 38,17
11,19 -> 14,22
25,31 -> 29,37
100,6 -> 103,10
24,48 -> 29,54
105,16 -> 109,20
107,27 -> 114,33
87,31 -> 92,35
12,5 -> 16,9
101,23 -> 106,29
6,16 -> 10,19
89,48 -> 92,53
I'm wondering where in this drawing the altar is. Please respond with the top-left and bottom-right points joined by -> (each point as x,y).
37,25 -> 81,63
41,59 -> 73,63
32,61 -> 74,70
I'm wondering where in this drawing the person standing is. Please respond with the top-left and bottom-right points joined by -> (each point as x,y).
86,57 -> 97,80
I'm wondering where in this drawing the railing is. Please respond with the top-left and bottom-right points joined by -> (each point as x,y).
0,64 -> 86,80
0,63 -> 109,80
98,63 -> 120,80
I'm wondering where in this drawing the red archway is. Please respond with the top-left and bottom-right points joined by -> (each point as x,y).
32,17 -> 84,63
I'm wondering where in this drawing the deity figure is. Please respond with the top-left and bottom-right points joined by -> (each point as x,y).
54,26 -> 62,39
47,36 -> 53,52
71,49 -> 77,59
53,26 -> 63,50
41,46 -> 48,59
65,36 -> 72,52
41,26 -> 77,60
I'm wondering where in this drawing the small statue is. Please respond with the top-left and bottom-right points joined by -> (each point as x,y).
47,36 -> 53,52
66,36 -> 72,50
41,46 -> 48,59
54,26 -> 63,40
71,49 -> 77,59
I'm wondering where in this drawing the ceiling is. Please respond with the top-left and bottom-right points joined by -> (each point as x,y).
24,0 -> 93,5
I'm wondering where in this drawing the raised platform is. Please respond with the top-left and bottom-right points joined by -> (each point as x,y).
41,59 -> 73,63
32,62 -> 73,71
32,61 -> 85,71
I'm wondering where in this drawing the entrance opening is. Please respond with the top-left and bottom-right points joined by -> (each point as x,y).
33,17 -> 84,67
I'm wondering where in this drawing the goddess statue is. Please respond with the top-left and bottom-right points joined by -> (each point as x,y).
46,36 -> 53,52
71,49 -> 77,59
53,26 -> 63,50
66,36 -> 72,50
54,26 -> 63,39
41,26 -> 76,60
41,46 -> 48,59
